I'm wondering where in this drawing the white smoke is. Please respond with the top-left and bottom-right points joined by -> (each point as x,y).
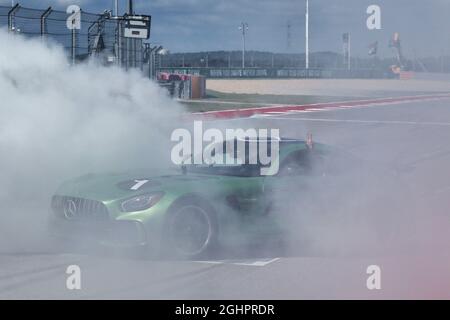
0,30 -> 183,252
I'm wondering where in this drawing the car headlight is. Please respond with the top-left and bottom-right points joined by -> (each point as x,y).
120,192 -> 164,212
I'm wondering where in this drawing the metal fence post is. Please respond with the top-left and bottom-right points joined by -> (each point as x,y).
140,40 -> 144,71
117,19 -> 122,67
40,7 -> 52,39
149,49 -> 153,79
8,4 -> 20,32
72,28 -> 77,65
139,39 -> 143,70
149,47 -> 155,79
125,37 -> 129,70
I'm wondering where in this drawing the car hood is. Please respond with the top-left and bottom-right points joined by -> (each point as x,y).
55,168 -> 223,201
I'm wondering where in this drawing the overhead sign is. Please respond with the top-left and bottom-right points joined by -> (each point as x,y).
123,14 -> 151,39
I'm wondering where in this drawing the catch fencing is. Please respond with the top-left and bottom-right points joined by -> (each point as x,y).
0,4 -> 145,70
158,67 -> 388,79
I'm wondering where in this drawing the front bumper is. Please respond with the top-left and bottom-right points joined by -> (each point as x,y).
48,216 -> 148,249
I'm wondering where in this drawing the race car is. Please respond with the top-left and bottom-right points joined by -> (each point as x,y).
48,137 -> 356,259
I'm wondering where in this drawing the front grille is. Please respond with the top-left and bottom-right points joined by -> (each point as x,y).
51,196 -> 109,221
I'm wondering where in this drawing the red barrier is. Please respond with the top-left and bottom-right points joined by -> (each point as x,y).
400,71 -> 415,80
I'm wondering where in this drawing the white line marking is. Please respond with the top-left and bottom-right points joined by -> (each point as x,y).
285,110 -> 310,113
261,117 -> 450,126
303,108 -> 329,112
194,258 -> 280,267
195,93 -> 450,116
331,106 -> 354,109
234,258 -> 280,267
204,95 -> 450,122
193,260 -> 223,265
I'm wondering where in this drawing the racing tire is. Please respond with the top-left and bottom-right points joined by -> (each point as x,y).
162,198 -> 219,260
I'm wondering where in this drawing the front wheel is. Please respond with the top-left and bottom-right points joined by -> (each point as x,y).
163,201 -> 218,259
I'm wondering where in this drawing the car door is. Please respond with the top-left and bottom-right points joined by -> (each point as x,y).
262,148 -> 330,217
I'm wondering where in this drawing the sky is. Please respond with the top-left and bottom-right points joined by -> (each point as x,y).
0,0 -> 448,58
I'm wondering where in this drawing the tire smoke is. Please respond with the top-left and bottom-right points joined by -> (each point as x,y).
0,30 -> 183,252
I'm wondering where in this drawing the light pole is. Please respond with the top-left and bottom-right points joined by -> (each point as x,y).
348,34 -> 351,70
128,0 -> 133,14
114,0 -> 119,17
305,0 -> 309,69
239,22 -> 249,69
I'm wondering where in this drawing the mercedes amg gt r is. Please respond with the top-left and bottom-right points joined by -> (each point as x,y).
48,137 -> 356,258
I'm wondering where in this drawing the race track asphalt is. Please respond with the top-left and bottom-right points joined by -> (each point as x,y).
1,97 -> 450,299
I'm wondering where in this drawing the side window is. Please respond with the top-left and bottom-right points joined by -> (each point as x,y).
278,150 -> 325,177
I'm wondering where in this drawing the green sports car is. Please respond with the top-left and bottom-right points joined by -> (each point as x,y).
48,137 -> 354,258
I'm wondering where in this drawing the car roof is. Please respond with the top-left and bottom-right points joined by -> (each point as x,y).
234,137 -> 307,144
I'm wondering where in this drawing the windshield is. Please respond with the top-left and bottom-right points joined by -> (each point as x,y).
184,140 -> 268,177
186,163 -> 263,177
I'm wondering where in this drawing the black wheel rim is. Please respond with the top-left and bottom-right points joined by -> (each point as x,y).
170,205 -> 212,257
